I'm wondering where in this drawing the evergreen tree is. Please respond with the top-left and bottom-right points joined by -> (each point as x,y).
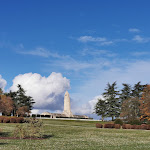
131,81 -> 145,98
16,84 -> 35,113
120,83 -> 131,103
103,82 -> 120,121
94,99 -> 107,121
7,84 -> 35,116
120,82 -> 145,120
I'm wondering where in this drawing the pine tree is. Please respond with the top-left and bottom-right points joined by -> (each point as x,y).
132,81 -> 145,98
7,84 -> 35,116
120,83 -> 131,103
94,99 -> 107,121
103,82 -> 120,121
16,84 -> 35,115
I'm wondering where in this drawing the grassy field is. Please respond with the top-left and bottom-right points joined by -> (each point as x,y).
0,119 -> 150,150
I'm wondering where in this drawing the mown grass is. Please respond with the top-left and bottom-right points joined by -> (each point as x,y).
0,119 -> 150,149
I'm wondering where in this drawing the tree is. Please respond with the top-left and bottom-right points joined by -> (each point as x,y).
7,84 -> 35,116
0,95 -> 14,116
139,85 -> 150,121
103,82 -> 120,121
16,106 -> 30,117
120,97 -> 140,120
6,90 -> 17,116
132,82 -> 145,98
94,99 -> 107,121
120,83 -> 131,103
0,88 -> 3,95
16,85 -> 35,110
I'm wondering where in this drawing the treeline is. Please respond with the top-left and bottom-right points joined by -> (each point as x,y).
94,81 -> 150,122
0,84 -> 35,116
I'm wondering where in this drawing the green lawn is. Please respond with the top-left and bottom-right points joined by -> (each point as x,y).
0,119 -> 150,150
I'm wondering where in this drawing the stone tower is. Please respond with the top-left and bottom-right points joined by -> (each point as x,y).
63,91 -> 73,117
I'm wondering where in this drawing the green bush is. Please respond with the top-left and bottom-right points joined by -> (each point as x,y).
114,119 -> 123,125
129,119 -> 141,125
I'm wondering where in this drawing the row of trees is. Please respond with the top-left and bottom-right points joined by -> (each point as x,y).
0,84 -> 35,116
94,81 -> 149,121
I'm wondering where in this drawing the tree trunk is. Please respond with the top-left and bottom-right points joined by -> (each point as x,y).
102,116 -> 104,121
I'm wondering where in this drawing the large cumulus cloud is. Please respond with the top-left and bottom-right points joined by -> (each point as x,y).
0,75 -> 7,90
72,95 -> 103,115
10,72 -> 70,111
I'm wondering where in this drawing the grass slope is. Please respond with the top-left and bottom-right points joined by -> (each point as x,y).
0,119 -> 150,150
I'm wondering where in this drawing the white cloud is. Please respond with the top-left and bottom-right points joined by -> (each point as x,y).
129,28 -> 140,33
72,95 -> 103,115
78,36 -> 106,43
100,41 -> 113,46
18,47 -> 62,58
74,60 -> 150,102
132,35 -> 150,43
77,36 -> 127,45
81,48 -> 117,57
0,75 -> 7,90
47,56 -> 110,72
132,51 -> 150,56
9,72 -> 70,111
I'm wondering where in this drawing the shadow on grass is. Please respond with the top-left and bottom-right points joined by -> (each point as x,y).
42,134 -> 54,139
0,132 -> 10,137
0,143 -> 8,145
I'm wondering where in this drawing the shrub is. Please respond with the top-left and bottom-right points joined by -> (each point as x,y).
124,124 -> 131,129
96,123 -> 103,128
130,125 -> 136,129
114,119 -> 123,126
32,114 -> 36,118
146,125 -> 150,130
37,114 -> 40,117
129,119 -> 141,125
3,117 -> 10,123
104,124 -> 115,128
0,116 -> 4,123
114,124 -> 121,129
10,117 -> 16,123
141,124 -> 147,130
13,125 -> 27,139
14,118 -> 43,139
16,117 -> 24,123
135,125 -> 141,129
122,124 -> 126,129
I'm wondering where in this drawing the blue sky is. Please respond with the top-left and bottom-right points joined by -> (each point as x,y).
1,0 -> 150,118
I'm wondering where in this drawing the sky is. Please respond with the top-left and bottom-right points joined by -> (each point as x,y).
1,0 -> 150,119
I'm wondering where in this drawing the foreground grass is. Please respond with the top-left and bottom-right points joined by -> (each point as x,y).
0,119 -> 150,149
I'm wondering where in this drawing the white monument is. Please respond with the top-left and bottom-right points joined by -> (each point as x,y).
63,91 -> 73,117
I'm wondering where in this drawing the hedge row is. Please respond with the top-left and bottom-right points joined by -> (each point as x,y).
0,116 -> 24,123
96,123 -> 121,129
96,123 -> 150,130
122,124 -> 150,130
